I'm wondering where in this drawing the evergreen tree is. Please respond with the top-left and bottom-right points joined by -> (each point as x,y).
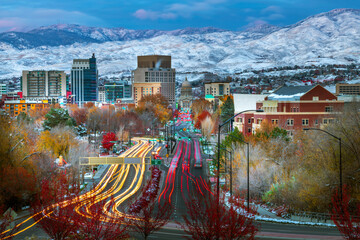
220,95 -> 234,125
43,108 -> 76,131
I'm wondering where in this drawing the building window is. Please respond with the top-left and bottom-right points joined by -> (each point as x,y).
315,119 -> 318,125
257,119 -> 262,124
313,96 -> 319,101
271,119 -> 279,125
325,106 -> 333,112
287,119 -> 294,126
302,119 -> 309,126
248,118 -> 251,124
248,128 -> 251,133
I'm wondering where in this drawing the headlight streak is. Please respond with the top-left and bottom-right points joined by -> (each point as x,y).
1,141 -> 146,238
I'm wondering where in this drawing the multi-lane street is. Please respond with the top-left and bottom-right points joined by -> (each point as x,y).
4,111 -> 343,240
9,140 -> 155,240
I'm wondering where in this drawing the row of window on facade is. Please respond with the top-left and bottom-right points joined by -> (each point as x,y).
145,72 -> 175,77
237,117 -> 335,126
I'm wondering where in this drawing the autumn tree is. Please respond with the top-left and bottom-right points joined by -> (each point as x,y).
127,166 -> 173,239
73,196 -> 129,240
37,126 -> 78,161
331,188 -> 360,239
87,107 -> 102,137
191,98 -> 212,119
69,106 -> 88,125
101,132 -> 117,150
0,205 -> 20,239
43,108 -> 76,131
201,116 -> 215,141
179,190 -> 258,240
31,172 -> 80,240
0,114 -> 38,210
136,94 -> 172,129
194,110 -> 211,129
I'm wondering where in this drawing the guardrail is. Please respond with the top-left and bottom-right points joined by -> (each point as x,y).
290,211 -> 360,223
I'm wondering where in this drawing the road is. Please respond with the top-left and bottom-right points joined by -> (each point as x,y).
158,113 -> 342,239
6,111 -> 343,240
8,140 -> 155,240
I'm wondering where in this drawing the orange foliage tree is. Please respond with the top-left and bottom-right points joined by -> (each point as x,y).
194,110 -> 211,129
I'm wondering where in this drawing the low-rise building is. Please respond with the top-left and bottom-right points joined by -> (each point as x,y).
4,99 -> 50,117
234,85 -> 344,135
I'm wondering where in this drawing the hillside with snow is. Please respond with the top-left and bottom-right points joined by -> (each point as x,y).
0,8 -> 359,79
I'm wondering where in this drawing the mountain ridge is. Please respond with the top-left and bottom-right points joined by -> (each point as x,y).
0,8 -> 359,79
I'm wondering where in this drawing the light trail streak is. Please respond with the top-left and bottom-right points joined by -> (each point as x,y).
2,141 -> 145,238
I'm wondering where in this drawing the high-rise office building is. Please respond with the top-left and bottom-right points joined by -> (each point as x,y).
21,70 -> 66,98
71,53 -> 98,105
104,80 -> 132,102
132,55 -> 175,107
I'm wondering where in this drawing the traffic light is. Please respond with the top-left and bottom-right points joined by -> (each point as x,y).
165,144 -> 169,148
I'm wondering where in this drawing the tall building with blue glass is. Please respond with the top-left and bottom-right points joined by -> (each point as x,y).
70,53 -> 98,105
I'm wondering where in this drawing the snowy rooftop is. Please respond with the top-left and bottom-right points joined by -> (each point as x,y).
234,94 -> 267,113
267,85 -> 314,101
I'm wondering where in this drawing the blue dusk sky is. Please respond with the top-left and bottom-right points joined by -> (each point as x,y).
0,0 -> 359,32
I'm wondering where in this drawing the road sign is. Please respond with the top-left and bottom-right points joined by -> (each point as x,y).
151,159 -> 162,165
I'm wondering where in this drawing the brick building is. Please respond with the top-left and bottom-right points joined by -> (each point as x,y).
234,85 -> 344,135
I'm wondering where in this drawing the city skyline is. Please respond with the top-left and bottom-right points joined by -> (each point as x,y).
0,0 -> 359,32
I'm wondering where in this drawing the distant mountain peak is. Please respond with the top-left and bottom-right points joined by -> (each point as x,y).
244,22 -> 281,34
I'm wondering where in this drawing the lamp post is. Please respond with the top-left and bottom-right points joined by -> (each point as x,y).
217,109 -> 263,204
204,142 -> 233,194
303,128 -> 343,202
226,134 -> 250,211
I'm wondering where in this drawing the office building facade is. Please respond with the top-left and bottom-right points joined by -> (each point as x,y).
336,83 -> 360,95
104,80 -> 132,102
132,55 -> 175,107
71,53 -> 98,105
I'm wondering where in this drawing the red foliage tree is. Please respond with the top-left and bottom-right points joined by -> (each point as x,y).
31,172 -> 81,240
331,189 -> 360,239
101,132 -> 117,150
179,191 -> 258,240
70,107 -> 88,125
73,195 -> 129,240
194,110 -> 211,129
0,205 -> 20,239
127,167 -> 173,239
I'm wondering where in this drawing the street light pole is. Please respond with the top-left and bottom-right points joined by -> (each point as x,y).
226,134 -> 250,211
217,109 -> 263,203
303,127 -> 343,202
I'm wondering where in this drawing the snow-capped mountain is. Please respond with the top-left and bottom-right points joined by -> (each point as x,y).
0,8 -> 359,79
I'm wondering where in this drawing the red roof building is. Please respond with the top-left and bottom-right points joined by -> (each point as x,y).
234,85 -> 344,136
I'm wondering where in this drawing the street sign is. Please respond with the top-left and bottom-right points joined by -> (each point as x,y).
151,159 -> 162,165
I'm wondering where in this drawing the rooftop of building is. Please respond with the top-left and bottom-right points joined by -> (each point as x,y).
234,94 -> 268,113
267,85 -> 315,101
